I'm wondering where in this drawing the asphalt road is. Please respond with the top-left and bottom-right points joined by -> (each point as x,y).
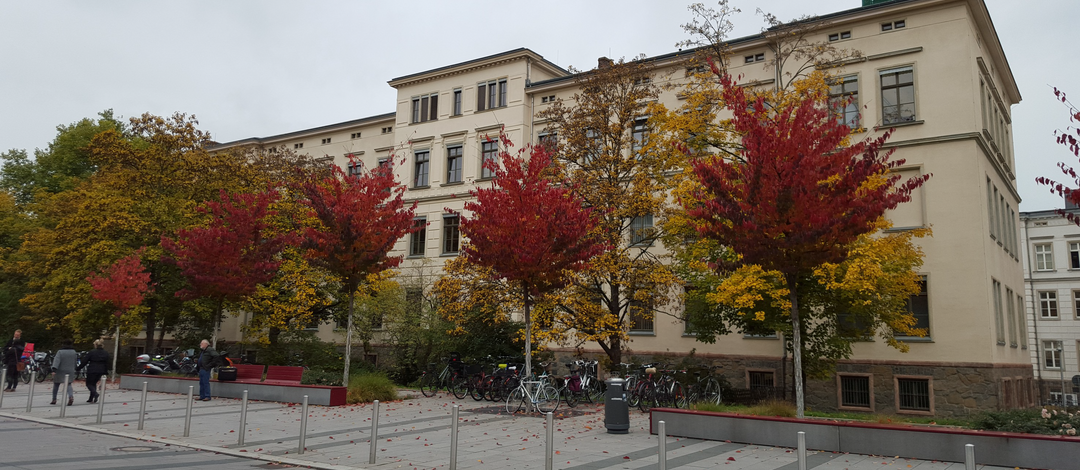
0,416 -> 295,469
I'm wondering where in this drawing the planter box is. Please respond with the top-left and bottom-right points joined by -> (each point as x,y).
650,408 -> 1078,469
119,374 -> 347,406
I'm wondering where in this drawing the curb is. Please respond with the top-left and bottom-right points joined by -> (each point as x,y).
0,410 -> 366,470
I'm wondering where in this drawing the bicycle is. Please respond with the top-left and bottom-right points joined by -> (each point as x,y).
419,353 -> 469,398
505,363 -> 560,414
685,365 -> 722,406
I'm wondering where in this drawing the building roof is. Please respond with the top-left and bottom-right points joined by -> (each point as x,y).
387,48 -> 569,88
209,112 -> 395,150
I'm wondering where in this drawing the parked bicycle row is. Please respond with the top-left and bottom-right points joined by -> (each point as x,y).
417,354 -> 727,414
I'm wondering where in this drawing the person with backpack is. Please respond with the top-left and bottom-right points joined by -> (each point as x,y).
2,330 -> 24,391
197,339 -> 220,401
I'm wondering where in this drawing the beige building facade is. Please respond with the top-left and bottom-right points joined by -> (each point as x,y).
212,0 -> 1029,415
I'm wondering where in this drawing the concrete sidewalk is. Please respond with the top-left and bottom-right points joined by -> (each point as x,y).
0,381 -> 1019,469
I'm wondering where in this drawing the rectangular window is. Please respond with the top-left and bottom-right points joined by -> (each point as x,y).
538,133 -> 557,151
480,140 -> 498,179
452,88 -> 462,116
1035,243 -> 1054,271
406,287 -> 423,318
880,67 -> 915,124
896,377 -> 931,412
1044,340 -> 1063,368
382,126 -> 393,134
498,79 -> 507,107
377,156 -> 389,168
446,146 -> 463,183
321,137 -> 331,145
294,143 -> 304,149
413,150 -> 430,187
411,93 -> 438,123
840,375 -> 872,409
829,76 -> 860,128
409,218 -> 426,257
629,214 -> 655,246
1039,291 -> 1058,318
993,280 -> 1005,345
443,215 -> 460,254
351,132 -> 361,139
902,276 -> 929,336
828,31 -> 852,42
1070,243 -> 1080,269
628,296 -> 654,333
744,53 -> 765,63
987,178 -> 996,238
476,83 -> 486,112
882,20 -> 905,31
1006,287 -> 1017,347
748,371 -> 775,390
631,117 -> 649,152
347,161 -> 362,176
1019,294 -> 1029,348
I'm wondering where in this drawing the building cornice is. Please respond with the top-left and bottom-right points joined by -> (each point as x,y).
209,112 -> 396,151
388,48 -> 568,89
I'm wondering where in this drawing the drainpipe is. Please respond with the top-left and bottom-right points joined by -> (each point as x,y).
1022,216 -> 1044,402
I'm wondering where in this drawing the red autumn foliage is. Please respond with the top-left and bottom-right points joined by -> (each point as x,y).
1035,87 -> 1080,225
87,248 -> 153,317
459,134 -> 608,296
162,189 -> 296,302
688,74 -> 928,276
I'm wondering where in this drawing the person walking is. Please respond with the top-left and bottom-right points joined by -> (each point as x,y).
51,339 -> 77,405
197,339 -> 219,401
78,339 -> 110,403
3,330 -> 25,391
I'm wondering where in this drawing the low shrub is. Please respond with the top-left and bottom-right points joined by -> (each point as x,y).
744,399 -> 796,418
302,369 -> 344,386
972,407 -> 1080,435
347,372 -> 399,404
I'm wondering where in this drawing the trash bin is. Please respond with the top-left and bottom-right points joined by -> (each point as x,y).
605,377 -> 629,434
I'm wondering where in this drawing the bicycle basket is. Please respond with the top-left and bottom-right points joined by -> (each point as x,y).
567,375 -> 582,392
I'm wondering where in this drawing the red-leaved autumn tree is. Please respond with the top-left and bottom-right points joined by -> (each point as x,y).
87,248 -> 154,379
297,156 -> 418,383
687,74 -> 929,417
161,189 -> 296,348
1036,87 -> 1080,224
457,135 -> 608,378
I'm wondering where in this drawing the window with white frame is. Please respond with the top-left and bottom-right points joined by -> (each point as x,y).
1070,242 -> 1080,269
986,178 -> 996,239
452,88 -> 462,116
446,146 -> 463,184
992,280 -> 1005,345
628,292 -> 654,333
347,161 -> 362,177
1035,243 -> 1054,271
411,93 -> 438,123
629,214 -> 655,246
1018,294 -> 1028,348
1039,291 -> 1059,318
829,76 -> 860,128
1006,288 -> 1017,347
476,78 -> 507,111
413,150 -> 430,187
901,276 -> 929,337
880,67 -> 915,125
828,31 -> 852,42
1044,340 -> 1063,369
631,117 -> 648,152
480,140 -> 498,179
442,215 -> 460,254
409,218 -> 426,257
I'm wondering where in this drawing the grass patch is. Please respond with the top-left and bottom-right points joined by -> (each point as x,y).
347,371 -> 399,404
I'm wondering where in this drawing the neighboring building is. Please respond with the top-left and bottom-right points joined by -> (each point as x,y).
1020,208 -> 1080,405
211,0 -> 1029,415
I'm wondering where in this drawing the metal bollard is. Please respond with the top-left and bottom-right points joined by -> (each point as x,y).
238,390 -> 249,446
658,420 -> 667,470
298,395 -> 309,455
797,431 -> 807,470
137,381 -> 148,430
95,379 -> 105,424
183,385 -> 194,437
0,368 -> 6,409
545,411 -> 554,470
450,405 -> 459,470
965,444 -> 975,470
26,370 -> 37,412
369,399 -> 380,464
59,374 -> 70,418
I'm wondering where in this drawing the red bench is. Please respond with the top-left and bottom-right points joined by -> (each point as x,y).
233,364 -> 265,383
263,365 -> 304,385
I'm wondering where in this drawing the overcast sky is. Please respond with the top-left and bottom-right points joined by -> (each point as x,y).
1,0 -> 1075,211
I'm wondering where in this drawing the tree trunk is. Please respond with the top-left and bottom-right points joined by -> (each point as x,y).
343,289 -> 355,386
523,288 -> 532,380
786,274 -> 805,418
143,298 -> 156,353
268,326 -> 281,347
211,298 -> 223,349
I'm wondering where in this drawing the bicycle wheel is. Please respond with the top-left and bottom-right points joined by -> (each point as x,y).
702,377 -> 722,405
563,384 -> 578,408
468,376 -> 486,401
420,372 -> 438,397
450,372 -> 469,399
588,378 -> 605,403
35,367 -> 48,383
20,369 -> 30,384
671,382 -> 687,409
537,384 -> 560,413
638,382 -> 658,413
505,387 -> 526,414
626,380 -> 643,408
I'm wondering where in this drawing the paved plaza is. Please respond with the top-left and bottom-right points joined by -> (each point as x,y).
0,381 -> 1025,469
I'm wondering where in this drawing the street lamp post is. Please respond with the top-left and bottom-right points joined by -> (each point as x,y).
1059,345 -> 1068,405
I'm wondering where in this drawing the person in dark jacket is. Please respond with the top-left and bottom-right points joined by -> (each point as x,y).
197,339 -> 219,401
2,330 -> 25,391
51,339 -> 77,405
77,339 -> 110,403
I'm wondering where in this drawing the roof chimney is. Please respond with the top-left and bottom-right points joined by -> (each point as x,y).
598,57 -> 613,69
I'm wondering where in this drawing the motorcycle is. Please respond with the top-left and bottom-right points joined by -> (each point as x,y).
133,353 -> 169,375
